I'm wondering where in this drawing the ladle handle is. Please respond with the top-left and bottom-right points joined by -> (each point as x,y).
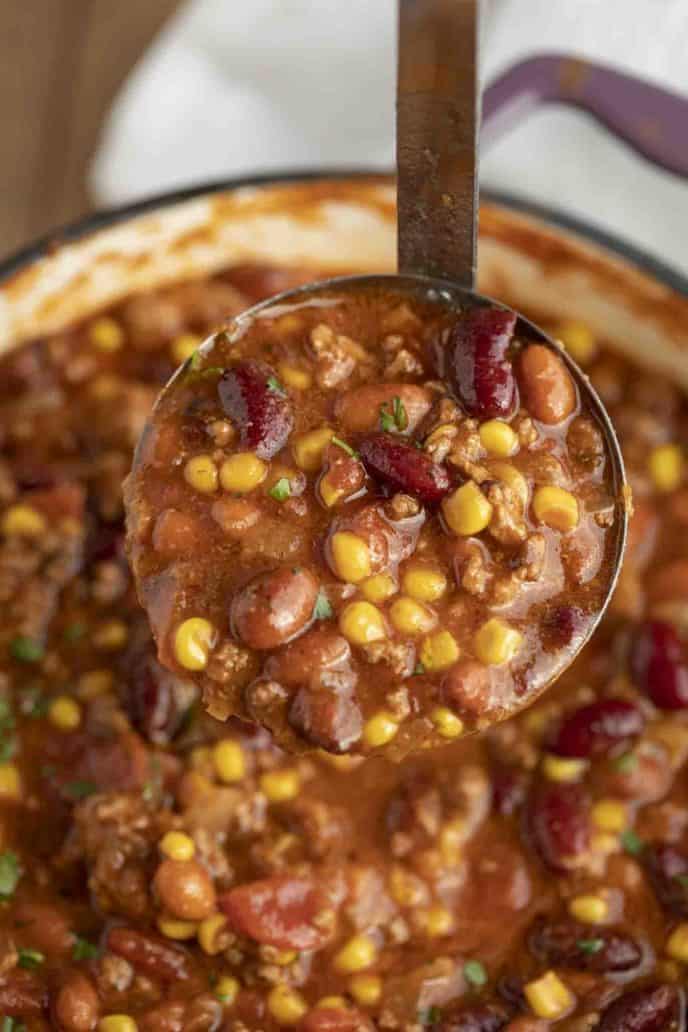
397,0 -> 479,289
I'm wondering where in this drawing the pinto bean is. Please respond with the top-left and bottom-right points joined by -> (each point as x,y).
335,383 -> 433,433
210,496 -> 261,537
153,859 -> 216,920
442,660 -> 493,717
265,627 -> 352,685
519,344 -> 577,425
231,566 -> 319,649
53,971 -> 99,1031
152,508 -> 204,556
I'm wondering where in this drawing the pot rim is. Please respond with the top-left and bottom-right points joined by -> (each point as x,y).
2,169 -> 686,298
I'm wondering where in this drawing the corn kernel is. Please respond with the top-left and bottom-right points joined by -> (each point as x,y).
212,740 -> 246,783
214,975 -> 239,1005
423,904 -> 454,937
442,481 -> 493,536
0,763 -> 21,800
524,971 -> 574,1020
402,565 -> 447,603
220,453 -> 267,494
274,949 -> 297,966
591,799 -> 628,833
184,454 -> 218,494
430,706 -> 464,739
569,894 -> 609,924
316,997 -> 348,1010
339,601 -> 386,646
591,832 -> 620,856
360,573 -> 397,603
159,831 -> 195,861
542,753 -> 588,783
319,473 -> 345,508
89,316 -> 124,352
267,984 -> 308,1025
173,617 -> 217,671
439,818 -> 466,863
279,364 -> 312,390
479,419 -> 518,457
170,332 -> 201,365
157,916 -> 198,940
389,597 -> 435,636
99,1017 -> 138,1032
473,618 -> 522,666
1,504 -> 46,538
93,619 -> 129,651
389,865 -> 427,907
331,531 -> 372,583
198,912 -> 228,955
649,443 -> 683,493
557,321 -> 597,365
666,923 -> 688,963
349,974 -> 382,1007
292,427 -> 334,472
334,933 -> 377,973
490,461 -> 529,507
260,768 -> 301,803
420,631 -> 460,673
533,485 -> 579,532
48,696 -> 82,732
77,669 -> 114,700
363,711 -> 399,748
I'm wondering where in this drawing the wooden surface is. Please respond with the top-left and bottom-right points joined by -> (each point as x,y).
0,0 -> 181,261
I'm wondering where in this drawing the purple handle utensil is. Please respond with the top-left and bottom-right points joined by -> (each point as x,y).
483,54 -> 688,179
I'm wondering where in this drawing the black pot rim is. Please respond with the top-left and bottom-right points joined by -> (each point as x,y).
1,168 -> 686,297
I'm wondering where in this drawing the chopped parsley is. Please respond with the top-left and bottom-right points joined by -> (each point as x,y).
9,637 -> 44,664
0,699 -> 15,763
17,948 -> 44,970
22,686 -> 48,718
463,959 -> 488,987
0,852 -> 20,900
621,829 -> 644,856
413,661 -> 426,676
614,751 -> 638,773
72,936 -> 99,962
1,1019 -> 27,1032
380,395 -> 408,433
266,375 -> 286,396
418,1007 -> 441,1026
331,436 -> 358,459
577,938 -> 604,955
313,590 -> 333,621
269,477 -> 291,503
64,780 -> 98,800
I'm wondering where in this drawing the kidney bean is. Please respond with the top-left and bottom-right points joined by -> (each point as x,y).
631,620 -> 688,710
335,383 -> 433,434
593,742 -> 673,805
153,858 -> 216,920
106,926 -> 192,981
138,993 -> 223,1032
219,874 -> 333,951
231,566 -> 319,650
359,433 -> 451,505
0,969 -> 48,1015
218,359 -> 294,459
597,984 -> 680,1032
567,415 -> 606,473
529,919 -> 642,973
551,698 -> 645,759
526,780 -> 590,872
302,1007 -> 374,1032
12,901 -> 74,956
447,307 -> 518,420
437,1002 -> 510,1032
266,628 -> 352,686
518,344 -> 577,425
491,765 -> 529,817
53,971 -> 99,1031
645,843 -> 688,916
289,680 -> 362,753
543,605 -> 586,648
123,639 -> 196,745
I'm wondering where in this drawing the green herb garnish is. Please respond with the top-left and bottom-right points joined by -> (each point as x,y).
331,436 -> 358,458
621,829 -> 644,856
380,395 -> 408,433
9,637 -> 44,664
0,699 -> 16,764
577,938 -> 604,955
1,1019 -> 27,1032
269,477 -> 291,502
463,959 -> 488,987
190,350 -> 204,371
23,687 -> 48,718
413,661 -> 426,676
313,590 -> 333,621
17,948 -> 44,970
418,1007 -> 441,1027
614,751 -> 638,773
267,375 -> 286,396
0,852 -> 20,899
72,936 -> 99,962
64,781 -> 98,800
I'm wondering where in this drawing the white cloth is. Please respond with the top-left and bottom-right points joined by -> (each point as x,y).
91,0 -> 688,273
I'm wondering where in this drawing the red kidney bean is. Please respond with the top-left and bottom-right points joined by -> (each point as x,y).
491,765 -> 529,817
219,874 -> 333,950
218,359 -> 294,459
529,919 -> 642,973
518,344 -> 577,424
231,566 -> 319,650
631,620 -> 688,709
53,971 -> 100,1031
526,780 -> 590,872
123,638 -> 196,745
106,926 -> 192,981
597,984 -> 680,1032
302,1007 -> 374,1032
645,843 -> 688,917
550,698 -> 645,759
289,681 -> 362,754
358,433 -> 450,504
12,901 -> 74,956
437,1002 -> 510,1032
543,605 -> 586,648
447,307 -> 518,420
266,628 -> 352,686
0,969 -> 48,1016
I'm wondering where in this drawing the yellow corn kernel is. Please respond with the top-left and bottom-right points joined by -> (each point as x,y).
198,912 -> 228,955
389,597 -> 435,636
77,669 -> 114,700
331,531 -> 371,584
159,831 -> 195,862
316,997 -> 348,1010
666,923 -> 688,963
388,865 -> 427,907
93,619 -> 129,651
170,332 -> 201,365
99,1017 -> 138,1032
212,740 -> 246,783
319,473 -> 344,508
361,573 -> 397,603
334,933 -> 377,973
273,949 -> 297,966
173,617 -> 217,671
220,453 -> 267,494
423,904 -> 454,937
591,832 -> 620,856
267,984 -> 308,1025
89,316 -> 124,352
279,364 -> 312,391
442,481 -> 493,536
649,443 -> 683,493
473,618 -> 522,666
524,971 -> 574,1020
48,696 -> 82,732
402,565 -> 447,603
420,631 -> 460,673
260,768 -> 301,803
0,764 -> 21,800
339,601 -> 386,646
533,486 -> 579,533
557,321 -> 597,365
214,975 -> 239,1005
184,454 -> 219,494
363,711 -> 399,748
479,419 -> 518,457
491,461 -> 529,507
542,753 -> 588,783
439,818 -> 465,863
1,504 -> 46,538
292,427 -> 334,472
569,894 -> 609,924
430,706 -> 464,739
591,799 -> 629,833
349,974 -> 382,1007
157,917 -> 198,940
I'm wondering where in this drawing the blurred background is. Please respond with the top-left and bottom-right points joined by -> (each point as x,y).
2,1 -> 687,270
